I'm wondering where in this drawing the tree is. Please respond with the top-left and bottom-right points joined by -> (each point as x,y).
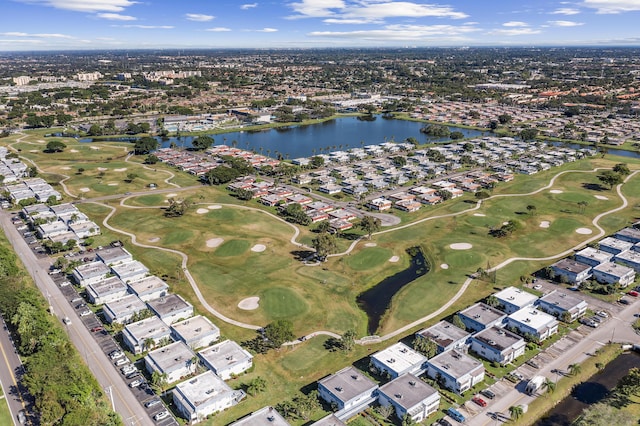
133,136 -> 159,155
191,136 -> 214,151
598,170 -> 623,189
613,163 -> 630,176
165,198 -> 190,217
359,215 -> 381,240
264,320 -> 295,347
315,220 -> 331,234
508,405 -> 524,421
498,113 -> 512,124
543,378 -> 556,395
391,156 -> 407,167
310,156 -> 325,168
412,336 -> 437,358
520,128 -> 539,141
437,189 -> 452,201
150,371 -> 169,395
450,131 -> 465,140
143,337 -> 155,352
125,173 -> 137,183
44,140 -> 66,153
452,314 -> 466,330
485,295 -> 500,308
312,233 -> 337,260
475,190 -> 490,200
247,376 -> 267,396
340,329 -> 357,352
568,363 -> 582,376
578,200 -> 588,214
526,204 -> 537,216
144,154 -> 159,164
87,124 -> 102,136
575,402 -> 635,426
402,414 -> 416,426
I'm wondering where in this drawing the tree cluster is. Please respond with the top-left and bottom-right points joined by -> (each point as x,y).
242,320 -> 295,354
279,203 -> 311,226
490,220 -> 520,238
203,156 -> 253,185
275,390 -> 321,421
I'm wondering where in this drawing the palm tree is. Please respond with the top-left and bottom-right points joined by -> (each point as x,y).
151,371 -> 169,396
543,378 -> 556,395
143,337 -> 155,352
189,355 -> 200,374
568,363 -> 582,376
509,405 -> 524,422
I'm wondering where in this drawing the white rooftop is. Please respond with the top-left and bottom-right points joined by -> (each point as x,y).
370,342 -> 427,374
507,308 -> 557,331
493,286 -> 538,308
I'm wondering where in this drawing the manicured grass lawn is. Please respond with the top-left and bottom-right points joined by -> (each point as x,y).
0,396 -> 11,426
344,246 -> 394,271
260,287 -> 309,320
215,239 -> 250,257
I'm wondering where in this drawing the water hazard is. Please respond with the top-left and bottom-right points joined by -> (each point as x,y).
356,246 -> 428,335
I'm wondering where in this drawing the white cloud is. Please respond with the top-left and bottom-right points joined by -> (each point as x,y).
97,13 -> 136,20
15,0 -> 137,12
489,27 -> 541,36
323,18 -> 373,24
288,0 -> 467,22
205,27 -> 232,32
0,39 -> 43,44
240,3 -> 258,9
582,0 -> 640,14
116,24 -> 174,29
1,31 -> 74,38
185,13 -> 214,22
308,23 -> 479,41
548,20 -> 584,26
256,27 -> 278,32
502,21 -> 529,27
551,7 -> 581,15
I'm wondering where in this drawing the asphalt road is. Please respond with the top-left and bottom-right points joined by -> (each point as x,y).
0,313 -> 35,426
0,210 -> 155,426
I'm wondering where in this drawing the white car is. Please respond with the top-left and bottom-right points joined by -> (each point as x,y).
533,284 -> 542,290
596,311 -> 608,318
63,317 -> 71,325
60,281 -> 71,287
114,358 -> 129,366
109,350 -> 124,360
121,366 -> 136,375
79,309 -> 91,317
129,378 -> 145,388
153,411 -> 169,421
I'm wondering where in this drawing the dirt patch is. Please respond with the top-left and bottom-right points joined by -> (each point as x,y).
148,237 -> 160,243
450,243 -> 473,250
550,189 -> 563,194
539,221 -> 550,228
389,255 -> 400,262
166,193 -> 178,198
108,183 -> 118,186
79,187 -> 91,193
114,168 -> 127,172
238,297 -> 260,310
69,149 -> 79,153
29,149 -> 38,153
364,242 -> 377,247
251,244 -> 266,252
206,238 -> 224,248
97,167 -> 108,171
196,208 -> 209,214
594,195 -> 608,200
90,146 -> 100,150
576,227 -> 593,235
60,166 -> 71,170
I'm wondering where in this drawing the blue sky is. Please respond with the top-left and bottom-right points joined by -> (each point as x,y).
1,0 -> 639,51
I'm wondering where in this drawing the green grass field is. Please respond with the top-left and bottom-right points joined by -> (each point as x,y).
0,397 -> 13,426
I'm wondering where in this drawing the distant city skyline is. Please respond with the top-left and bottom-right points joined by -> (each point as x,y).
1,0 -> 640,51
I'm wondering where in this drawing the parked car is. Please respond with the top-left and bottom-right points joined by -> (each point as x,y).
526,359 -> 540,369
60,281 -> 71,287
627,290 -> 639,297
79,309 -> 91,317
126,371 -> 140,380
121,365 -> 136,375
472,396 -> 487,407
596,311 -> 608,318
447,407 -> 466,423
114,358 -> 129,366
512,371 -> 525,381
438,419 -> 453,426
480,389 -> 496,400
17,410 -> 26,424
76,303 -> 87,309
62,317 -> 71,325
109,350 -> 124,360
153,411 -> 169,421
145,399 -> 162,408
619,298 -> 630,305
129,378 -> 144,388
70,297 -> 83,303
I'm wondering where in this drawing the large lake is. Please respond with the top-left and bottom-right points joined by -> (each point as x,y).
82,116 -> 487,158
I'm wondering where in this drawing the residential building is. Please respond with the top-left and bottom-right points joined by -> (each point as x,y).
614,250 -> 640,272
415,321 -> 470,354
550,258 -> 592,284
102,294 -> 147,324
378,374 -> 440,423
147,294 -> 194,325
458,303 -> 507,333
598,237 -> 633,255
230,406 -> 290,426
615,227 -> 640,244
128,275 -> 169,302
72,261 -> 111,287
469,326 -> 526,364
144,341 -> 196,384
492,286 -> 538,314
505,308 -> 559,341
318,366 -> 378,420
198,340 -> 253,380
173,371 -> 246,424
122,316 -> 172,354
425,350 -> 485,394
110,260 -> 149,283
574,247 -> 614,267
369,342 -> 427,379
96,246 -> 133,265
171,315 -> 220,350
536,290 -> 588,322
312,414 -> 346,426
85,276 -> 128,305
592,262 -> 636,287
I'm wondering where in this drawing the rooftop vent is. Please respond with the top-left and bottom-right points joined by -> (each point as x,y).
336,386 -> 343,392
351,375 -> 359,380
395,393 -> 403,399
409,381 -> 416,387
488,340 -> 496,345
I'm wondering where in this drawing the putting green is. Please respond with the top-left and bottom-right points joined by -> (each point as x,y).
345,247 -> 394,271
215,239 -> 250,257
260,287 -> 308,319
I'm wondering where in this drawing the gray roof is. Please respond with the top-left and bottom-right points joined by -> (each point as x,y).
471,326 -> 523,352
318,366 -> 377,404
145,341 -> 194,374
312,414 -> 346,426
230,406 -> 290,426
416,320 -> 469,348
538,290 -> 586,311
552,258 -> 591,274
378,373 -> 438,411
428,350 -> 483,379
459,303 -> 505,326
147,294 -> 192,317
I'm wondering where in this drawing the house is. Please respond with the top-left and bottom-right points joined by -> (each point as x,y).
378,374 -> 440,423
72,261 -> 111,287
318,366 -> 378,420
147,294 -> 194,325
536,290 -> 588,322
312,414 -> 346,426
102,294 -> 147,324
458,303 -> 507,333
615,227 -> 640,244
230,406 -> 291,426
469,326 -> 526,365
614,250 -> 640,272
69,221 -> 101,239
395,199 -> 422,212
425,350 -> 485,394
318,184 -> 342,195
598,237 -> 633,255
492,286 -> 538,314
85,276 -> 128,305
173,371 -> 246,424
171,315 -> 220,350
415,320 -> 470,354
36,220 -> 69,239
370,342 -> 427,379
574,247 -> 614,267
144,341 -> 196,384
127,275 -> 170,302
122,316 -> 172,354
505,308 -> 559,341
592,262 -> 636,287
550,258 -> 592,284
96,246 -> 134,265
198,340 -> 253,380
366,197 -> 392,211
110,260 -> 149,283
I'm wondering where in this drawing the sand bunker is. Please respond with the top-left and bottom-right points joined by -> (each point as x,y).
594,195 -> 608,200
550,189 -> 563,194
114,168 -> 127,172
166,193 -> 178,198
576,228 -> 593,235
79,187 -> 90,193
364,242 -> 377,247
69,149 -> 79,153
60,166 -> 71,170
450,243 -> 473,250
97,167 -> 108,171
251,244 -> 266,252
206,238 -> 224,248
441,264 -> 449,270
208,205 -> 222,210
29,149 -> 38,153
473,213 -> 486,217
90,146 -> 100,150
108,183 -> 118,186
196,208 -> 209,214
238,297 -> 260,310
539,221 -> 550,228
148,237 -> 160,243
389,256 -> 400,263
502,221 -> 509,226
